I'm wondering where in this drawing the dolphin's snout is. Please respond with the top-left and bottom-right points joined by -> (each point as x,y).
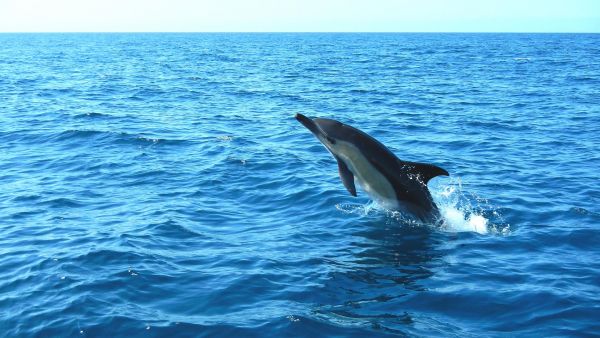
295,113 -> 321,136
295,113 -> 309,125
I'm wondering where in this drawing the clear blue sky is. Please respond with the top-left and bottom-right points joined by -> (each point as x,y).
0,0 -> 598,32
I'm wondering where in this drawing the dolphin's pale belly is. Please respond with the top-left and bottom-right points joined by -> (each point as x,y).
333,141 -> 400,209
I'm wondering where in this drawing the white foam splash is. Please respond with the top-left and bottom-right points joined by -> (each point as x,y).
336,177 -> 508,235
335,201 -> 380,216
440,205 -> 488,234
432,178 -> 506,235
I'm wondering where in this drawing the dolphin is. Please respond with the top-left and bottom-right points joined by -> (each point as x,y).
295,113 -> 448,223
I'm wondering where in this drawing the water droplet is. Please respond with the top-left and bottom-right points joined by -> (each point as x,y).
286,315 -> 300,322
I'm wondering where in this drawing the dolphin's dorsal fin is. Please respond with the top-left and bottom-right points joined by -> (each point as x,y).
404,161 -> 449,184
335,156 -> 357,197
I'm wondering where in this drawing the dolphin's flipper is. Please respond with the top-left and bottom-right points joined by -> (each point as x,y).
335,156 -> 357,197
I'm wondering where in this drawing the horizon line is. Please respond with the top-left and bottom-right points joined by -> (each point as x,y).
1,31 -> 599,34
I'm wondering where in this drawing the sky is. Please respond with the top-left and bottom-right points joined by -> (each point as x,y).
0,0 -> 598,33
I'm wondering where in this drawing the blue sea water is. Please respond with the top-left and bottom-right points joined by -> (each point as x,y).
1,33 -> 599,337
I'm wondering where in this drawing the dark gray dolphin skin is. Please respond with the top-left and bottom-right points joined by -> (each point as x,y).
296,113 -> 449,222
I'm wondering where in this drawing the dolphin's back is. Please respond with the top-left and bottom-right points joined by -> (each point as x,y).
314,118 -> 398,163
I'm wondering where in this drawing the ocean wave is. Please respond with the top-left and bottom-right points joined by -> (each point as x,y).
465,120 -> 529,131
50,129 -> 190,147
38,197 -> 84,209
72,112 -> 112,119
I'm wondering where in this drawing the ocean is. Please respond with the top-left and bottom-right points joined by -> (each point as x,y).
0,33 -> 599,337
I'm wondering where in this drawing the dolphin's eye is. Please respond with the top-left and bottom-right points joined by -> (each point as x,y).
326,137 -> 336,144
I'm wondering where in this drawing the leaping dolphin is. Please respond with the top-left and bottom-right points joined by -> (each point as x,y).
296,113 -> 448,223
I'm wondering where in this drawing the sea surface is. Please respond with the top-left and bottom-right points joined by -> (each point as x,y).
1,33 -> 599,337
